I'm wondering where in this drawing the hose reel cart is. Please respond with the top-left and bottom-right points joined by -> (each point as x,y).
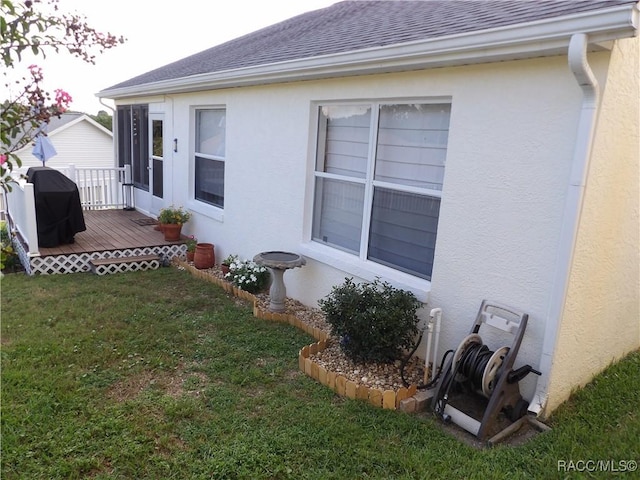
431,300 -> 540,442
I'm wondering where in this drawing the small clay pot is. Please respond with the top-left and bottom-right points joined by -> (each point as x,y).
194,243 -> 215,269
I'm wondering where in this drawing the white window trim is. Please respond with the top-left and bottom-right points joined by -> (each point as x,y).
299,241 -> 431,303
302,97 -> 452,301
187,198 -> 224,223
188,105 -> 226,222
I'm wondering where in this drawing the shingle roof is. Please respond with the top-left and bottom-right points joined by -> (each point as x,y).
9,113 -> 109,151
106,0 -> 637,90
45,112 -> 84,133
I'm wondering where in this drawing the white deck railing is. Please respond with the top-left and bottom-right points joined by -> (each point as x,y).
56,164 -> 131,210
4,164 -> 132,256
5,179 -> 39,256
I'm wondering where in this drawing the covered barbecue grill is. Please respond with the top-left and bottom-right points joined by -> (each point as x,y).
27,167 -> 86,248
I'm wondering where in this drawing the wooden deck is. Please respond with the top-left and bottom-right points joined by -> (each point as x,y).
38,209 -> 182,256
18,209 -> 187,275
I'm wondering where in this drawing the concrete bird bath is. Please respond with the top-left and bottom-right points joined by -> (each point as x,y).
253,251 -> 306,312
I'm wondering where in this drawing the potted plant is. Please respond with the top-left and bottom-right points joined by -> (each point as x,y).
158,206 -> 191,241
185,235 -> 197,261
221,254 -> 238,276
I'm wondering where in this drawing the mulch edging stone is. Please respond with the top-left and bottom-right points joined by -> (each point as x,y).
174,258 -> 421,410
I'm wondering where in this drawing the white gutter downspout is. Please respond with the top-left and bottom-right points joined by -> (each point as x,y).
531,33 -> 600,416
99,98 -> 118,169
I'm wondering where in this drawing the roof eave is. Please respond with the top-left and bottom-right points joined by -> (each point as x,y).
50,114 -> 113,138
98,3 -> 638,100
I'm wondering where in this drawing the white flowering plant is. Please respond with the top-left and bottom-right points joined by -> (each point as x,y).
225,258 -> 270,293
221,254 -> 239,266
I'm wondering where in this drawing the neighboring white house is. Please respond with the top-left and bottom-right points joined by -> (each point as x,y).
98,0 -> 639,418
14,112 -> 114,170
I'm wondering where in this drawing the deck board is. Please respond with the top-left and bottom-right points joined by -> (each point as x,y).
37,209 -> 184,256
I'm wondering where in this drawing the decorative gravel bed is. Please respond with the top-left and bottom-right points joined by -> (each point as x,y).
308,340 -> 427,391
177,259 -> 428,394
178,259 -> 553,443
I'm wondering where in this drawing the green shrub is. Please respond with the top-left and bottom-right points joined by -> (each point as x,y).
318,277 -> 421,364
1,220 -> 19,272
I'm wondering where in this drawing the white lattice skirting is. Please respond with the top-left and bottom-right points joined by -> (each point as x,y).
12,234 -> 33,275
27,244 -> 186,275
90,256 -> 162,275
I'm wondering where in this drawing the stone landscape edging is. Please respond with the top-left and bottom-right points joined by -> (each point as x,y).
176,258 -> 419,410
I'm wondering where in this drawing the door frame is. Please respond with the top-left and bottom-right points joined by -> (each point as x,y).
149,113 -> 166,216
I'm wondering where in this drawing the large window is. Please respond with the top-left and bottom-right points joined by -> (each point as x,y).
312,102 -> 451,280
117,104 -> 149,190
195,109 -> 226,208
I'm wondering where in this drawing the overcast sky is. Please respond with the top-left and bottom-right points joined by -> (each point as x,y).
6,0 -> 337,115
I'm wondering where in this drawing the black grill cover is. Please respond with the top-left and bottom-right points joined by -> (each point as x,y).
27,167 -> 86,248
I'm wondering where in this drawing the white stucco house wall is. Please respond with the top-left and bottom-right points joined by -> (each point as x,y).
99,0 -> 639,418
14,112 -> 114,170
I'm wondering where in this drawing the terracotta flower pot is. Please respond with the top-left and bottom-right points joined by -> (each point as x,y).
221,263 -> 230,276
186,251 -> 195,262
194,243 -> 215,269
163,223 -> 182,241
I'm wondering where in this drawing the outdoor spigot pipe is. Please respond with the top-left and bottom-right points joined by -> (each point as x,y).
424,308 -> 442,384
431,308 -> 442,382
423,314 -> 434,385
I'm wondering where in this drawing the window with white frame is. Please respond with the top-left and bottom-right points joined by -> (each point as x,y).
312,102 -> 451,280
195,109 -> 226,208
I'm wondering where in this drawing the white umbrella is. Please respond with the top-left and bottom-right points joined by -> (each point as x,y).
32,134 -> 57,166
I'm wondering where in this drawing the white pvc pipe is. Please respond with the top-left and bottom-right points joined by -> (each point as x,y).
531,33 -> 600,415
98,97 -> 118,170
431,308 -> 442,382
423,315 -> 434,384
444,404 -> 481,437
424,307 -> 442,384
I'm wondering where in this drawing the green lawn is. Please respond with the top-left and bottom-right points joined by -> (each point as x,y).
1,268 -> 638,479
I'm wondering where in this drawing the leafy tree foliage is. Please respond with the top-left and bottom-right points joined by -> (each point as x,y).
90,110 -> 113,131
1,0 -> 124,189
1,0 -> 124,67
